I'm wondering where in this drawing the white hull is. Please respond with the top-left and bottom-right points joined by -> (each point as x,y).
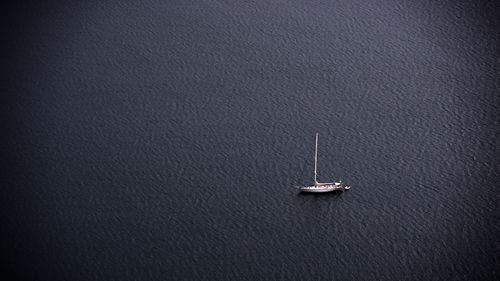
299,184 -> 345,193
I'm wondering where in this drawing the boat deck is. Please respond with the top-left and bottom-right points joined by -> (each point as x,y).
299,184 -> 345,193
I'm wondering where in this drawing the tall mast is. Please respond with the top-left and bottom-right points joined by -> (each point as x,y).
314,133 -> 318,184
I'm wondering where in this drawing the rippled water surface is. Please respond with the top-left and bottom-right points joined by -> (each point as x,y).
4,0 -> 500,280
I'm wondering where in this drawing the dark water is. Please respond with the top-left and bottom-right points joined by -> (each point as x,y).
3,0 -> 500,280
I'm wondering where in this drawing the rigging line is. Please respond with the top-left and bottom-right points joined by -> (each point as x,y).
296,157 -> 307,185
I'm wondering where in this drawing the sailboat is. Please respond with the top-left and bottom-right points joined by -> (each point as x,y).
298,133 -> 351,193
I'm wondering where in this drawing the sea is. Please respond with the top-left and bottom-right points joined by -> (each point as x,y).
3,0 -> 500,280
